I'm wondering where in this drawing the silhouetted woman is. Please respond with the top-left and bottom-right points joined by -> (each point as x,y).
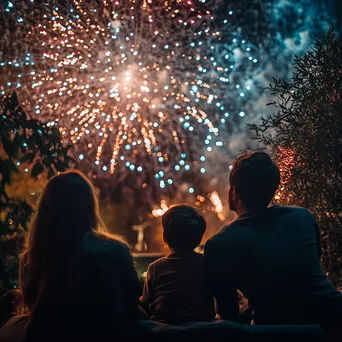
0,170 -> 142,341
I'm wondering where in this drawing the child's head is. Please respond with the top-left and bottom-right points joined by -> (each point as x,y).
162,204 -> 206,252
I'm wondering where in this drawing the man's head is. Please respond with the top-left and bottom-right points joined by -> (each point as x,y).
162,204 -> 206,252
228,151 -> 280,213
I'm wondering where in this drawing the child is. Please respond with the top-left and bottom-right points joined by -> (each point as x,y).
140,205 -> 215,324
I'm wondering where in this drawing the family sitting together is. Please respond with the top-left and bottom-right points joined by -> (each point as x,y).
0,151 -> 341,341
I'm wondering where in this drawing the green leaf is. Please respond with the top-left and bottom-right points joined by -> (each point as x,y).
51,127 -> 61,139
47,166 -> 55,179
31,161 -> 44,178
5,159 -> 18,173
19,152 -> 35,164
2,136 -> 17,159
54,160 -> 66,172
0,160 -> 11,186
43,157 -> 52,167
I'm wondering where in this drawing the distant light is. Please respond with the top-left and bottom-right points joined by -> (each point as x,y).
79,154 -> 84,160
239,111 -> 246,117
189,187 -> 194,194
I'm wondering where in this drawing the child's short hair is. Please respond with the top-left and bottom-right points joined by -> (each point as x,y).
162,204 -> 206,252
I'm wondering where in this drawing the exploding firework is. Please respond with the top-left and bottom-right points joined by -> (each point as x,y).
1,0 -> 331,208
0,0 -> 263,197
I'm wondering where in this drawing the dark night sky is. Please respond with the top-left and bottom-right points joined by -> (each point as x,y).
325,0 -> 342,30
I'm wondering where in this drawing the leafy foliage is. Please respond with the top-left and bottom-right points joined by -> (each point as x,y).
249,30 -> 342,285
0,92 -> 73,294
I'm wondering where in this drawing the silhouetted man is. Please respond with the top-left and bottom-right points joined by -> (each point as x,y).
204,151 -> 342,328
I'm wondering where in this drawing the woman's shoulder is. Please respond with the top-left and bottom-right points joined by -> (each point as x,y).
85,231 -> 132,257
87,231 -> 127,245
0,315 -> 31,342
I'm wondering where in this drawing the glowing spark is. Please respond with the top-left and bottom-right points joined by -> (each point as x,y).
209,191 -> 225,221
152,200 -> 169,218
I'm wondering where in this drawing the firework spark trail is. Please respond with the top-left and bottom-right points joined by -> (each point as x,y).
0,0 -> 267,197
14,1 -> 333,207
1,0 -> 235,185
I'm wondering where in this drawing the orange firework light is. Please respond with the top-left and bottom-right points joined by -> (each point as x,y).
274,146 -> 295,202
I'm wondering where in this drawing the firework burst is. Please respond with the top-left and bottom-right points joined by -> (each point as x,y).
1,0 -> 268,203
1,0 -> 230,183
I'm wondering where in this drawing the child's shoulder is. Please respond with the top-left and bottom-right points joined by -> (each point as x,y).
147,255 -> 169,270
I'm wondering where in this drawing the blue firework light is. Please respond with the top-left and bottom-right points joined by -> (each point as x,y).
0,0 -> 261,196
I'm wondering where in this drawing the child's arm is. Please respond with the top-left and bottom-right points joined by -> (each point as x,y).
139,264 -> 154,316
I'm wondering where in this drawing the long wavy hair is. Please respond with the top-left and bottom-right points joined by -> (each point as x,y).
19,170 -> 140,328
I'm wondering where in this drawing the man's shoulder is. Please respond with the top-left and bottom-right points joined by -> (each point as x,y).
271,205 -> 315,222
273,205 -> 312,214
206,222 -> 238,247
207,206 -> 314,243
